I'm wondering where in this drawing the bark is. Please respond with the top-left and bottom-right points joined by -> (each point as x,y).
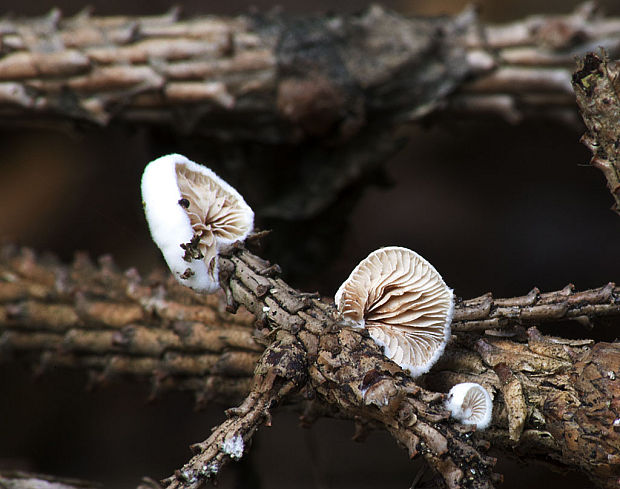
1,245 -> 619,488
0,3 -> 615,132
453,2 -> 615,125
573,51 -> 620,215
0,6 -> 464,133
0,5 -> 470,221
0,4 -> 618,222
0,247 -> 259,405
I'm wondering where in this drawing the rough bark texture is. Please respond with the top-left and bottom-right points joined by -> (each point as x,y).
573,51 -> 620,215
427,332 -> 620,488
2,6 -> 466,134
454,2 -> 617,125
0,246 -> 259,405
0,3 -> 618,133
0,6 -> 471,222
0,4 -> 619,224
1,245 -> 619,488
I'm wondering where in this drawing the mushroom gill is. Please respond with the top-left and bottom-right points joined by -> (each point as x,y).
175,163 -> 253,279
335,246 -> 454,377
445,382 -> 493,429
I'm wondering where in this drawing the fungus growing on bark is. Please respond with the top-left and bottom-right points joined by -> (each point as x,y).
141,153 -> 254,293
445,382 -> 493,429
335,246 -> 454,377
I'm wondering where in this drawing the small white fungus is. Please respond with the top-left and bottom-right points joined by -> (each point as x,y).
445,382 -> 493,430
222,434 -> 244,460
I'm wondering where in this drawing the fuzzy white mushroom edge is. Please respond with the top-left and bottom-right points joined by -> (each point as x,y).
141,153 -> 254,293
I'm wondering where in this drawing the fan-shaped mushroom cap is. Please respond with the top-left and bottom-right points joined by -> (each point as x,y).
335,246 -> 453,377
141,154 -> 254,293
445,382 -> 493,429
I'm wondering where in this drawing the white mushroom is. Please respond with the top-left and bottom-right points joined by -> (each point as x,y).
335,246 -> 454,377
141,153 -> 254,293
445,382 -> 493,429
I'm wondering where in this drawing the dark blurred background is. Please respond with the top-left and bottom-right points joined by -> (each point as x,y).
1,1 -> 620,488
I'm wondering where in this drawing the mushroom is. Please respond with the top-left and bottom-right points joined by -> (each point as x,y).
141,153 -> 254,293
445,382 -> 493,429
334,246 -> 453,377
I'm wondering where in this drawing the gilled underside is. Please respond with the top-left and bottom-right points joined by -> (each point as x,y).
175,164 -> 250,278
462,386 -> 489,423
337,247 -> 453,372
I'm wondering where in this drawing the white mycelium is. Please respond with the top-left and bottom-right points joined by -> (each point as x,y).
335,246 -> 454,377
221,434 -> 244,460
445,382 -> 493,429
141,154 -> 254,293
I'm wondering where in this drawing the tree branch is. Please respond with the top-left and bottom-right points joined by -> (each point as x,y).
0,3 -> 618,132
1,4 -> 618,223
453,282 -> 619,331
572,51 -> 620,215
452,2 -> 613,124
0,6 -> 470,135
161,329 -> 308,489
0,246 -> 260,404
1,244 -> 619,488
